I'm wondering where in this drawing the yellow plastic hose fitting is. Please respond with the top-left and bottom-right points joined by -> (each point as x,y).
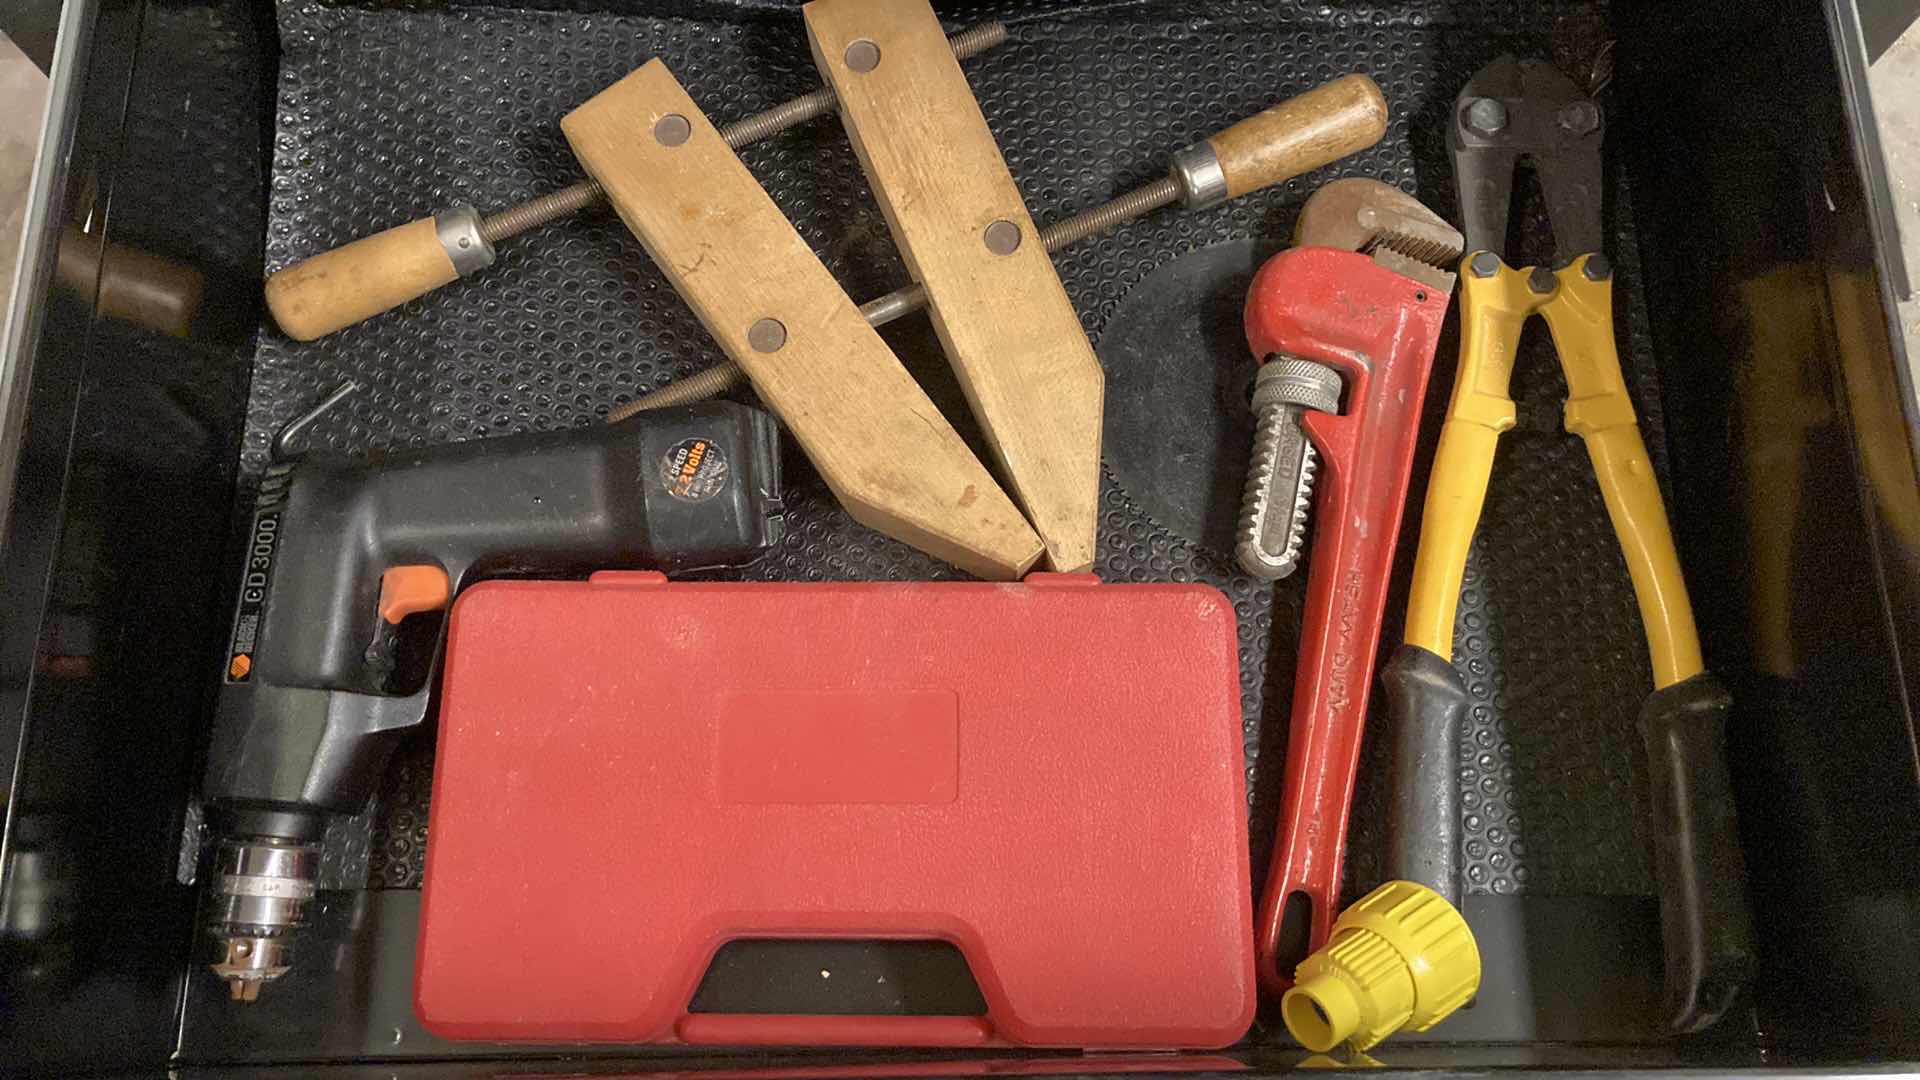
1281,880 -> 1480,1052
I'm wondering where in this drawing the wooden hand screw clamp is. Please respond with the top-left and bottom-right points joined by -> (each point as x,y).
565,14 -> 1389,577
564,62 -> 1044,580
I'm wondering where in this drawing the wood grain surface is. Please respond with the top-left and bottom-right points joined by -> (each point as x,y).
264,216 -> 457,341
1209,74 -> 1388,199
805,0 -> 1103,572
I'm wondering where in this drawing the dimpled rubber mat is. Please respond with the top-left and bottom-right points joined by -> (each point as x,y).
248,0 -> 1658,900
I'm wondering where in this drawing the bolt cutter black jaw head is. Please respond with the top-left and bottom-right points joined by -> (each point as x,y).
1448,55 -> 1605,265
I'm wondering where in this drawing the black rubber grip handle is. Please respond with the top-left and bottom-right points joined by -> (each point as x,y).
1639,672 -> 1756,1033
1380,643 -> 1468,909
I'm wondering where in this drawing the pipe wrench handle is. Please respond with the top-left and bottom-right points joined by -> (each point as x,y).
1243,247 -> 1451,993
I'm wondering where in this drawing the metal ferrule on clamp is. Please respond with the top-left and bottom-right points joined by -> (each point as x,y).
435,204 -> 496,276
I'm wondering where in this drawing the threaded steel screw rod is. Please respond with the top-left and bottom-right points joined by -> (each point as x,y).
609,71 -> 1398,419
480,22 -> 1009,246
608,175 -> 1182,420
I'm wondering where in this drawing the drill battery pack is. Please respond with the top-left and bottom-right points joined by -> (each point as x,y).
415,572 -> 1254,1048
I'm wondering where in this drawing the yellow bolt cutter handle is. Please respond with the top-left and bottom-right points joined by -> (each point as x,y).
1402,257 -> 1524,661
1407,55 -> 1755,1034
1545,255 -> 1703,688
1403,254 -> 1704,687
1387,249 -> 1753,1034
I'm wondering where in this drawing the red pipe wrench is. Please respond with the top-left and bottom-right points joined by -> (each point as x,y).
1244,180 -> 1463,993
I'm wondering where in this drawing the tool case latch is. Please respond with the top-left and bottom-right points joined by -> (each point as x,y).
586,570 -> 671,586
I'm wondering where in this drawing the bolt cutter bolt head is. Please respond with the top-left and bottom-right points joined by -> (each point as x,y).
1583,253 -> 1613,281
1469,251 -> 1502,278
1464,97 -> 1508,136
1558,100 -> 1601,135
1527,266 -> 1558,293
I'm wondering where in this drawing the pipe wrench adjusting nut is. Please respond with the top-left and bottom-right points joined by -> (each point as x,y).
1236,356 -> 1343,580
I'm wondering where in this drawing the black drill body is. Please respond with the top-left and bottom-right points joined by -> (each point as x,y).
199,401 -> 783,998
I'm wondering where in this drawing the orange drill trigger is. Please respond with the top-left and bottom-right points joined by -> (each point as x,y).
379,565 -> 451,624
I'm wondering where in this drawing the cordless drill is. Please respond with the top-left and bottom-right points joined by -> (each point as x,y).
200,401 -> 784,1000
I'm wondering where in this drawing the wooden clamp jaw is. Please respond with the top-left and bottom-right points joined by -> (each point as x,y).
805,0 -> 1105,573
563,61 -> 1042,580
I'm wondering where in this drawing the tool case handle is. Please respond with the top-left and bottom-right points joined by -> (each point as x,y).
676,1014 -> 997,1046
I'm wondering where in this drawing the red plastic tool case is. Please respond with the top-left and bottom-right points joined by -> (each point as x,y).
415,572 -> 1255,1048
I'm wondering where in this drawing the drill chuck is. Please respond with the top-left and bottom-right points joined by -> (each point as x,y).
206,837 -> 318,1000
